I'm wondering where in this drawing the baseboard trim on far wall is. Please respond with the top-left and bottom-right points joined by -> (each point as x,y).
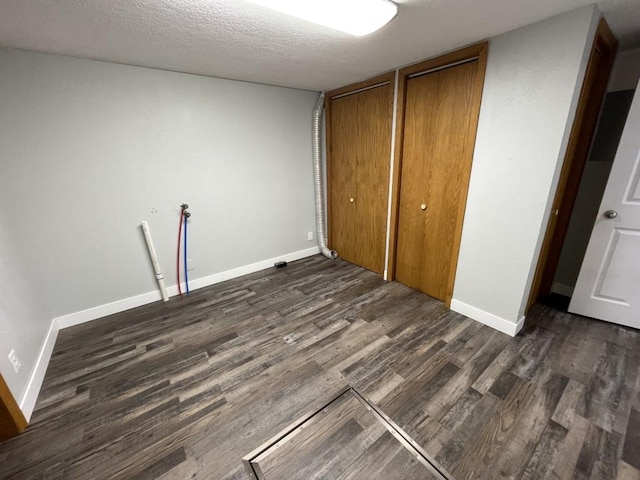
450,299 -> 525,337
54,246 -> 321,330
183,246 -> 320,294
19,319 -> 59,421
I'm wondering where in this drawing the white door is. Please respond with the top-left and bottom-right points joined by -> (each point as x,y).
569,82 -> 640,329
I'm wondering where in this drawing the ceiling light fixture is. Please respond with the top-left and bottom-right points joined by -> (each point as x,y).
245,0 -> 398,37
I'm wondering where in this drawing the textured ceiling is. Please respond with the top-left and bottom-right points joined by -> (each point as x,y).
0,0 -> 639,91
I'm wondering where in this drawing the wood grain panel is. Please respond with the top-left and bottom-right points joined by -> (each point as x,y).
251,390 -> 440,480
387,43 -> 488,283
0,257 -> 638,479
326,73 -> 394,101
0,373 -> 27,441
395,60 -> 481,301
328,82 -> 393,274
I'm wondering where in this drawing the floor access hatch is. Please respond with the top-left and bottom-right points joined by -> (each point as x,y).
243,387 -> 449,480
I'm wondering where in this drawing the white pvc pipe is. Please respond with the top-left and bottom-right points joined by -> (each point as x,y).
141,221 -> 169,302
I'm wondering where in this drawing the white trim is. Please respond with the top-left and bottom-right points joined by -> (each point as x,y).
55,246 -> 321,329
383,69 -> 400,281
55,290 -> 163,329
551,282 -> 574,297
19,319 -> 59,421
450,299 -> 525,337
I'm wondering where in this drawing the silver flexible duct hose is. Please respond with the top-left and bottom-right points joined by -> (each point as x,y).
313,92 -> 338,260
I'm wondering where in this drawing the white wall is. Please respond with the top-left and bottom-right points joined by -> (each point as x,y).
609,47 -> 640,92
0,49 -> 319,320
451,5 -> 600,335
0,210 -> 52,408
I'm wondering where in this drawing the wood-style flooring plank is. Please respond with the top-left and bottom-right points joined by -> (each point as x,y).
0,255 -> 638,480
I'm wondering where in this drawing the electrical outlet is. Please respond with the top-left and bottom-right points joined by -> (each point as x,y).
307,231 -> 314,241
186,259 -> 195,271
8,349 -> 21,373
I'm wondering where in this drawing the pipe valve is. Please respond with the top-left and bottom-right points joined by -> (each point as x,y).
181,203 -> 191,218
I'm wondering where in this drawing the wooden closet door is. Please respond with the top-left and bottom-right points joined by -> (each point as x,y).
328,84 -> 392,274
395,61 -> 480,301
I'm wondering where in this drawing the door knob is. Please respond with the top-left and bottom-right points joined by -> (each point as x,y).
420,204 -> 427,211
349,197 -> 355,203
604,210 -> 618,219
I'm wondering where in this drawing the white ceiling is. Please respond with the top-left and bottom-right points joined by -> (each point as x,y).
0,0 -> 639,92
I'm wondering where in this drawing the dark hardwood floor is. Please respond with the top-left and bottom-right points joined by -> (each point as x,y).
0,256 -> 638,479
246,388 -> 443,480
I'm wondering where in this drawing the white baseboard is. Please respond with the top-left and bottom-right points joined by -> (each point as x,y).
55,290 -> 163,329
183,246 -> 321,293
19,319 -> 59,421
54,246 -> 321,330
551,282 -> 574,297
450,299 -> 525,337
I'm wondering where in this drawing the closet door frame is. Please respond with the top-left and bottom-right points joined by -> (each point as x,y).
387,42 -> 489,306
325,72 -> 395,254
1,373 -> 27,441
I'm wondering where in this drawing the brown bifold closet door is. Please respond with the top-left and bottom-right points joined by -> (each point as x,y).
327,78 -> 393,274
395,55 -> 485,303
